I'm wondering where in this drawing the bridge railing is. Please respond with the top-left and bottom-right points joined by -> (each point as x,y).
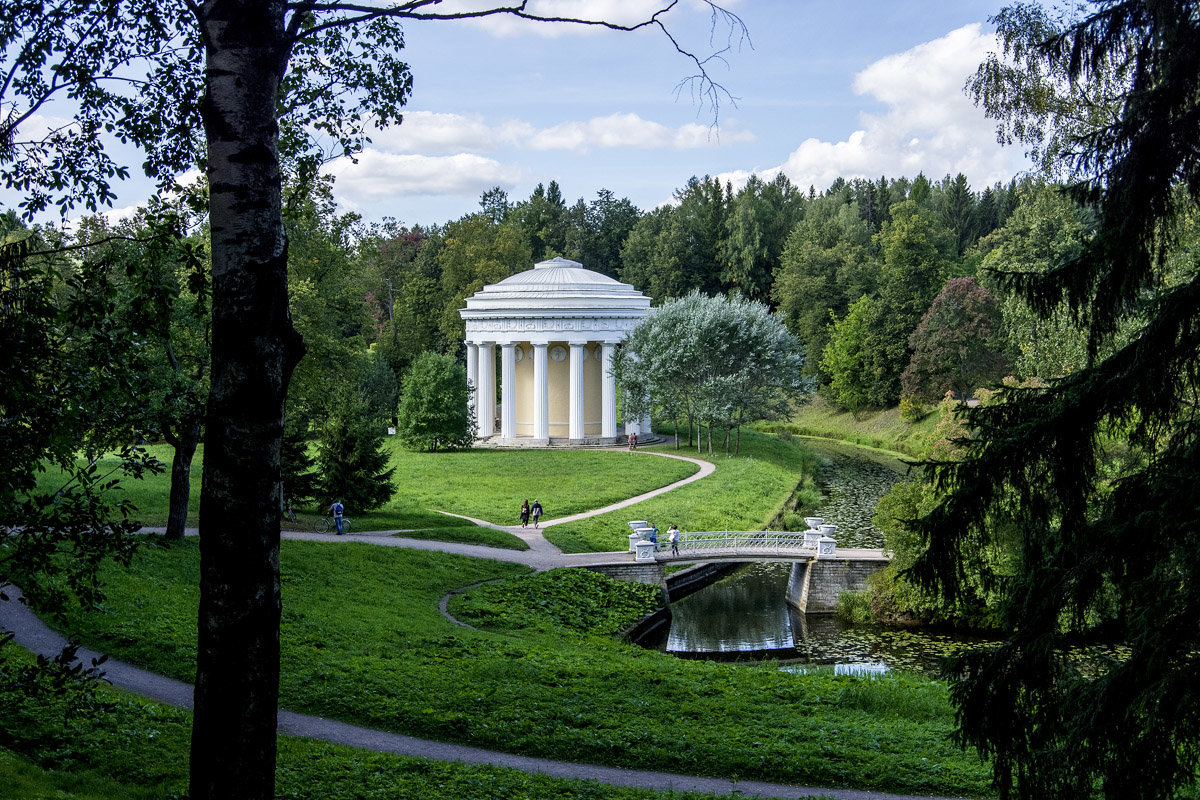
663,530 -> 830,557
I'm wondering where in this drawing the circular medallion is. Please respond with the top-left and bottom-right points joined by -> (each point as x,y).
513,345 -> 524,362
549,345 -> 567,362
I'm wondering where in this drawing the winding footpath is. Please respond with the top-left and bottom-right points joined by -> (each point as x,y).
2,449 -> 959,800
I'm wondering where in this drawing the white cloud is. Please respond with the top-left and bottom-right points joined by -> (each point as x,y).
529,112 -> 753,153
369,112 -> 535,153
369,110 -> 751,156
774,24 -> 1027,194
326,150 -> 523,209
12,113 -> 74,143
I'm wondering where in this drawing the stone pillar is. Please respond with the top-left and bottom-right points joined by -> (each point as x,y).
601,342 -> 616,438
533,342 -> 549,441
500,342 -> 516,439
477,342 -> 495,437
465,342 -> 478,420
569,342 -> 585,440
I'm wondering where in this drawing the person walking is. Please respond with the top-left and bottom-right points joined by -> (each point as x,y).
668,523 -> 680,556
530,499 -> 543,527
329,499 -> 345,535
520,499 -> 530,527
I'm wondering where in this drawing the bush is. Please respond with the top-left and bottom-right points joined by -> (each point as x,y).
396,351 -> 474,452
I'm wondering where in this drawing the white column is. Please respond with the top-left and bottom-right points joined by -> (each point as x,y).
569,342 -> 585,440
477,342 -> 495,437
500,343 -> 516,439
533,342 -> 549,441
465,342 -> 478,420
601,342 -> 616,438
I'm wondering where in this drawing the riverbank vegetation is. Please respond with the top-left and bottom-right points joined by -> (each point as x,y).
9,541 -> 994,797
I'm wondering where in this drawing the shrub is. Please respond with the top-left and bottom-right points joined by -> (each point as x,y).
396,351 -> 474,452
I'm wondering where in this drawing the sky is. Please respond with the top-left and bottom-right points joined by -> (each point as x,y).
324,0 -> 1033,227
7,0 -> 1034,229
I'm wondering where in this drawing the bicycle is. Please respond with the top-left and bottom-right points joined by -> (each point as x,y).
315,516 -> 352,534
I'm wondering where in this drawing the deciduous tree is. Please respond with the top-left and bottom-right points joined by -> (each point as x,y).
614,291 -> 809,453
900,276 -> 1008,402
395,350 -> 474,452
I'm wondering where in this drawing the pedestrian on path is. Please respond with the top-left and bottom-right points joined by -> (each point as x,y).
531,499 -> 543,527
328,499 -> 345,535
520,499 -> 530,527
668,523 -> 680,555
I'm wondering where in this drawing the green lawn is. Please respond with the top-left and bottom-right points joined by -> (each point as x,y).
24,538 -> 994,798
547,429 -> 819,553
32,442 -> 697,543
0,666 -> 810,800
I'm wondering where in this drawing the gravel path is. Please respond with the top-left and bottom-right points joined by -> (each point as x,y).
1,449 -> 949,800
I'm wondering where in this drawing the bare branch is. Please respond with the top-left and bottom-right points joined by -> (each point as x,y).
282,0 -> 747,118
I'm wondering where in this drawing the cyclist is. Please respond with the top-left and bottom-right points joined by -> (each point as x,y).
328,499 -> 345,535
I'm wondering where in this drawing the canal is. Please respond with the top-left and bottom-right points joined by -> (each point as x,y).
643,437 -> 995,675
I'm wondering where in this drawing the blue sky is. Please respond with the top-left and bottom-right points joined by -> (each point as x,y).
8,1 -> 1033,228
325,0 -> 1032,227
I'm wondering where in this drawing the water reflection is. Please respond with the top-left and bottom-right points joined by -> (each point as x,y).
652,562 -> 998,675
665,563 -> 794,652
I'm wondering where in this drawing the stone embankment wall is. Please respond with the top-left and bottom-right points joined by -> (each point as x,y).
786,559 -> 887,613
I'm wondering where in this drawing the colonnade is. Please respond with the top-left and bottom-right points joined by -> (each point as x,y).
465,339 -> 621,442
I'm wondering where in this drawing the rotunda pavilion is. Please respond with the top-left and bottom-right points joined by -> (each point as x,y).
459,257 -> 650,446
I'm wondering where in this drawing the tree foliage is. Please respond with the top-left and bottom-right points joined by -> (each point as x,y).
613,291 -> 811,453
915,4 -> 1200,798
0,224 -> 158,623
820,295 -> 876,414
396,350 -> 474,452
901,276 -> 1008,402
314,386 -> 397,511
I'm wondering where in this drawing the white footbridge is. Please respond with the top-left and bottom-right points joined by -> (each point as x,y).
625,519 -> 839,563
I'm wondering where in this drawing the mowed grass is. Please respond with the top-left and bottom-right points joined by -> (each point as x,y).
547,429 -> 819,553
0,654 -> 803,800
31,442 -> 697,542
383,440 -> 697,523
28,538 -> 994,797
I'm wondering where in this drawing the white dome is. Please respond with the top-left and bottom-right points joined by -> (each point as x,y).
461,257 -> 649,316
460,257 -> 650,346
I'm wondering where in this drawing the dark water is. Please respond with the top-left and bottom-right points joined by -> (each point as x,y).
801,437 -> 912,549
647,562 -> 997,675
645,440 -> 989,675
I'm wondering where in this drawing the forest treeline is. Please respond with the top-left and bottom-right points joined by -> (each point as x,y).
6,165 -> 1136,464
354,169 -> 1120,419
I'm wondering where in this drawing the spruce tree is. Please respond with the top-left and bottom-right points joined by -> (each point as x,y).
916,4 -> 1200,798
314,387 -> 396,511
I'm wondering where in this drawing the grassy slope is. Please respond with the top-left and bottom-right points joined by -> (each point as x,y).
765,393 -> 939,459
547,429 -> 818,553
0,664 -> 802,800
32,443 -> 697,548
30,539 -> 993,797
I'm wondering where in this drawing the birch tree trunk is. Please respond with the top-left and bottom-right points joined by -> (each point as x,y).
191,3 -> 303,798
